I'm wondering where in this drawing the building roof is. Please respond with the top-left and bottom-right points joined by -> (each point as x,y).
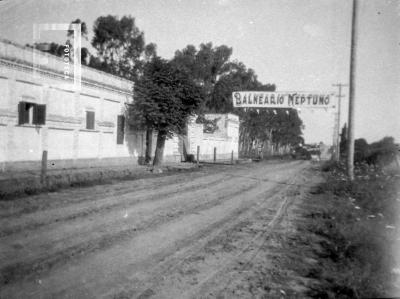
0,38 -> 133,95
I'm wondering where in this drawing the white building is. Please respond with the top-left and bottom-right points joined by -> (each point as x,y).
187,114 -> 239,160
0,39 -> 239,171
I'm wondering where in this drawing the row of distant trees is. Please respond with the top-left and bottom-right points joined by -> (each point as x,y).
30,15 -> 304,165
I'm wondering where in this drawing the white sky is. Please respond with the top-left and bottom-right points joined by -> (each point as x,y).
0,0 -> 399,144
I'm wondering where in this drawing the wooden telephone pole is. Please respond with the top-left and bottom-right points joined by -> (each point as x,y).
347,0 -> 359,180
332,83 -> 348,161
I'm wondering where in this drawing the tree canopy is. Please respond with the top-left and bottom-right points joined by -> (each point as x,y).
27,18 -> 89,65
129,57 -> 203,165
172,42 -> 303,157
29,13 -> 305,162
89,15 -> 157,81
171,43 -> 233,112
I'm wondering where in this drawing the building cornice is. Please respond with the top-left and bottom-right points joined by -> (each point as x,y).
0,39 -> 134,96
0,58 -> 133,96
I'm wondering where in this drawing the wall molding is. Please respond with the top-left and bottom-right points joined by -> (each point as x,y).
104,98 -> 120,103
48,127 -> 75,131
79,129 -> 100,133
47,114 -> 81,124
16,79 -> 42,86
98,121 -> 115,128
81,92 -> 100,99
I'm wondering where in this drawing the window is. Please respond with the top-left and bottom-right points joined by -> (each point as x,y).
117,115 -> 125,144
18,101 -> 46,125
86,111 -> 95,130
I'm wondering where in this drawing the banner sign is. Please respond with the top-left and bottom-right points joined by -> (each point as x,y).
232,91 -> 335,108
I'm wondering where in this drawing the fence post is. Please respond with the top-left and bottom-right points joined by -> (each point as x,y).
197,145 -> 200,165
41,150 -> 48,184
213,147 -> 217,163
231,150 -> 234,165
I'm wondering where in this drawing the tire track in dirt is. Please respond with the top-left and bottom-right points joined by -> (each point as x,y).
10,182 -> 288,299
0,171 -> 243,262
0,161 -> 306,298
0,161 -> 294,238
64,163 -> 308,299
182,171 -> 307,299
188,185 -> 301,299
0,167 -> 218,219
202,173 -> 311,299
0,173 -> 229,237
0,179 -> 260,286
110,183 -> 291,299
126,167 -> 308,299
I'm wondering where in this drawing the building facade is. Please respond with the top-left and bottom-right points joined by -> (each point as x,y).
0,39 -> 143,171
187,114 -> 239,160
0,39 -> 238,171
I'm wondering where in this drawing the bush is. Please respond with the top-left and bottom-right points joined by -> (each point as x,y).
354,138 -> 369,163
350,136 -> 399,167
304,170 -> 400,298
321,160 -> 341,172
368,137 -> 398,167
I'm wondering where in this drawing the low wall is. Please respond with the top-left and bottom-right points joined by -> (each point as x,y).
198,135 -> 238,160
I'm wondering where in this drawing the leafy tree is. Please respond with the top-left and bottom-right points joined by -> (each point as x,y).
172,42 -> 233,112
67,18 -> 89,65
238,108 -> 303,157
172,44 -> 298,158
270,109 -> 304,147
128,57 -> 203,166
26,42 -> 67,57
90,15 -> 156,81
210,64 -> 299,157
172,43 -> 300,157
368,136 -> 398,166
27,19 -> 90,65
67,18 -> 88,39
212,61 -> 275,113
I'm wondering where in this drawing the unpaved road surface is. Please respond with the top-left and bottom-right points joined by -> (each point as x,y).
0,160 -> 316,298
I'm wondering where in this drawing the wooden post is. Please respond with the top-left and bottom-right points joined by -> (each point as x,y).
197,145 -> 200,165
213,147 -> 217,163
332,83 -> 348,162
41,150 -> 48,183
347,0 -> 359,181
231,150 -> 234,165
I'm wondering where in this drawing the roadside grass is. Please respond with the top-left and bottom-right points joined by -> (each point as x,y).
0,164 -> 203,200
296,161 -> 400,298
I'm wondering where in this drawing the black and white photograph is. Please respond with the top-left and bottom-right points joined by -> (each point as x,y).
0,0 -> 399,298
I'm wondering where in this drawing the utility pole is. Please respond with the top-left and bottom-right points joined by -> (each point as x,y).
332,83 -> 348,161
347,0 -> 359,180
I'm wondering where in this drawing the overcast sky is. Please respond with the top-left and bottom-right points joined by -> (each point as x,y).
0,0 -> 399,144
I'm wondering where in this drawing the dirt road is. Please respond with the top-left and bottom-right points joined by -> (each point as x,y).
0,160 -> 315,298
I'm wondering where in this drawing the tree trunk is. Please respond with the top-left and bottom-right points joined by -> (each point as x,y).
145,128 -> 153,164
178,134 -> 189,161
153,130 -> 167,166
